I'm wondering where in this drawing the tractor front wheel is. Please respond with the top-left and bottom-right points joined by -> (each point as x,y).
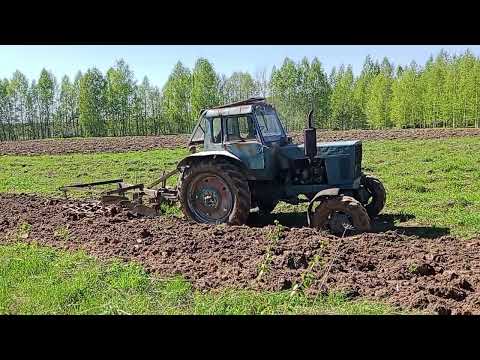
361,175 -> 386,218
178,159 -> 251,225
311,195 -> 371,236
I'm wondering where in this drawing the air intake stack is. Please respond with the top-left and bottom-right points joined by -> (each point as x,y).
304,109 -> 317,161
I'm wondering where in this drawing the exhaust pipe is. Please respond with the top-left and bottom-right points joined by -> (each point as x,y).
304,109 -> 317,160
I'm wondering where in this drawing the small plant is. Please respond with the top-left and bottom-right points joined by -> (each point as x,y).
290,254 -> 324,296
256,220 -> 284,281
16,222 -> 32,240
267,220 -> 285,243
407,263 -> 418,273
54,225 -> 71,241
159,203 -> 182,217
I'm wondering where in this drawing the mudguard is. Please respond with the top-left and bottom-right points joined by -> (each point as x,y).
306,188 -> 340,227
176,150 -> 245,170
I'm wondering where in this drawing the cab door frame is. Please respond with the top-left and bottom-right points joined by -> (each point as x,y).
222,114 -> 265,170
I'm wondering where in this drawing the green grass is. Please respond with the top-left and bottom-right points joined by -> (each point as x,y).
363,137 -> 480,238
0,243 -> 397,315
6,138 -> 473,314
0,148 -> 188,197
1,137 -> 479,236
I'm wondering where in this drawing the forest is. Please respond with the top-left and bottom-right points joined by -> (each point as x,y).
1,49 -> 480,141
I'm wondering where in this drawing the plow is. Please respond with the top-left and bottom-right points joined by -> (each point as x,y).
61,97 -> 386,235
60,169 -> 179,218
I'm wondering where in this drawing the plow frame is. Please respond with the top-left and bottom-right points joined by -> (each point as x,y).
59,169 -> 179,217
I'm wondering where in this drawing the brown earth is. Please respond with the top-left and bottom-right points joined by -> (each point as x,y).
1,128 -> 479,155
1,193 -> 479,315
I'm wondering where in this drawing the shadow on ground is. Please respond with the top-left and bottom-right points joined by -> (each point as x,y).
248,211 -> 450,239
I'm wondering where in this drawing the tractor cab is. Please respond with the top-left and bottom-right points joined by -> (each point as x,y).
187,97 -> 288,171
188,97 -> 288,149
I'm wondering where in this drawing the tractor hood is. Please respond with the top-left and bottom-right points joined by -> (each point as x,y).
278,140 -> 362,160
277,140 -> 363,184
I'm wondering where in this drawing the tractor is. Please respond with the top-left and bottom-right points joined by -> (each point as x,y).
176,97 -> 386,234
61,97 -> 386,235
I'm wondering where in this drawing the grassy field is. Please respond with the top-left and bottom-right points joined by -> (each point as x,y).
0,243 -> 396,315
1,137 -> 479,237
0,137 -> 478,314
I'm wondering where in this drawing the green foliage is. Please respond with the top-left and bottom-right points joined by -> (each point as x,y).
270,57 -> 330,131
0,147 -> 189,196
362,137 -> 480,238
221,71 -> 257,104
2,49 -> 480,140
16,222 -> 32,241
191,58 -> 220,122
390,67 -> 422,128
79,68 -> 107,137
366,68 -> 393,129
329,65 -> 360,129
0,243 -> 397,315
162,62 -> 192,133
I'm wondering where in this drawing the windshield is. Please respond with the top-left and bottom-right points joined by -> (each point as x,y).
255,108 -> 284,138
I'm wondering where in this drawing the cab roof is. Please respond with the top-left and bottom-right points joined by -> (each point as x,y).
203,97 -> 267,117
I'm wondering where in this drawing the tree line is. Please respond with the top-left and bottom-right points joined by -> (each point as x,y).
1,49 -> 480,141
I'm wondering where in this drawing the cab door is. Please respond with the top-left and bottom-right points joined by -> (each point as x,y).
223,114 -> 265,169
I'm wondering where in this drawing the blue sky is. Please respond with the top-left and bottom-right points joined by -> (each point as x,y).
1,45 -> 480,87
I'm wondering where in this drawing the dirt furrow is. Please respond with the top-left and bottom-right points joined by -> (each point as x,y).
1,193 -> 479,315
1,128 -> 479,155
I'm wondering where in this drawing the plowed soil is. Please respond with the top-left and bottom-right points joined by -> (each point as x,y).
1,128 -> 479,155
1,193 -> 479,315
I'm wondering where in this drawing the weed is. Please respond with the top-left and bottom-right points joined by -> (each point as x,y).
159,203 -> 182,217
53,225 -> 71,241
290,254 -> 324,296
256,220 -> 284,281
16,222 -> 32,240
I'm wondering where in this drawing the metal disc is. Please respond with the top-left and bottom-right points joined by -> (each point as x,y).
187,174 -> 233,223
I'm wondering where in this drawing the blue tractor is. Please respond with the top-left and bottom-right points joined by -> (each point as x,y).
177,97 -> 386,235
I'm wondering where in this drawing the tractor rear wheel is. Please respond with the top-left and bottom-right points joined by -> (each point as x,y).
311,195 -> 371,235
361,175 -> 386,218
178,159 -> 251,225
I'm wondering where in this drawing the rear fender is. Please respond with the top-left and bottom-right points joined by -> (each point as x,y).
177,151 -> 249,176
306,188 -> 340,227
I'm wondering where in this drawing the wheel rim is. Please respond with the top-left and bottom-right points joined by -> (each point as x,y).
187,174 -> 234,223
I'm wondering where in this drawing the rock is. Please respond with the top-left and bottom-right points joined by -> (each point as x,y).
140,228 -> 152,238
279,278 -> 292,290
435,305 -> 452,315
456,278 -> 473,292
414,263 -> 436,276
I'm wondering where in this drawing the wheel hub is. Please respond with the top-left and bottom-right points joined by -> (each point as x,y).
188,175 -> 233,223
329,212 -> 353,235
199,188 -> 220,208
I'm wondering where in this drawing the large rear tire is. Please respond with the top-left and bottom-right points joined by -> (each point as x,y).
361,175 -> 386,217
178,159 -> 251,225
311,195 -> 371,235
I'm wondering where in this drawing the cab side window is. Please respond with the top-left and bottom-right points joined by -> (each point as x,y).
211,117 -> 222,143
226,115 -> 257,141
